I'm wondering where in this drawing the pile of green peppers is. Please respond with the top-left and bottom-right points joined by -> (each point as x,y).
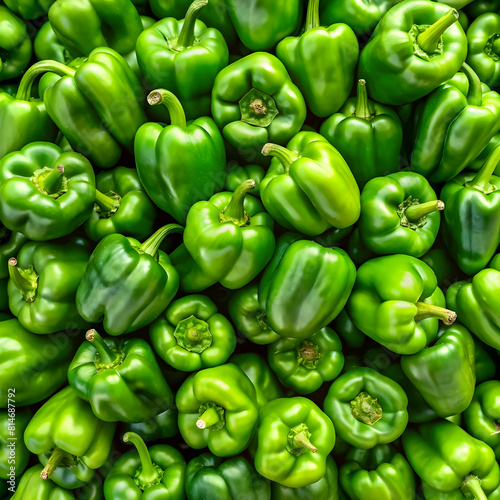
2,0 -> 500,498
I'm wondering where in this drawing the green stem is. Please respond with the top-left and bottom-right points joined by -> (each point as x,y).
461,63 -> 483,106
40,447 -> 69,480
417,9 -> 458,54
414,302 -> 457,325
86,329 -> 118,366
16,60 -> 75,101
123,432 -> 159,486
261,143 -> 300,173
405,200 -> 444,221
196,406 -> 221,429
354,80 -> 373,120
8,258 -> 37,302
219,179 -> 255,226
467,145 -> 500,192
147,89 -> 187,129
305,0 -> 320,31
177,0 -> 208,48
291,431 -> 318,453
95,189 -> 120,214
38,166 -> 64,195
461,475 -> 488,500
139,224 -> 184,257
188,329 -> 201,341
350,392 -> 383,425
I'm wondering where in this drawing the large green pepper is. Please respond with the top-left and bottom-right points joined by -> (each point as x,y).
135,89 -> 226,224
104,432 -> 185,500
440,145 -> 500,275
136,0 -> 229,120
320,79 -> 403,189
0,142 -> 95,241
76,224 -> 181,336
186,453 -> 270,500
268,327 -> 344,395
0,319 -> 77,408
324,367 -> 409,449
276,0 -> 358,117
254,396 -> 335,488
358,1 -> 467,105
259,234 -> 356,339
260,131 -> 360,236
150,294 -> 236,372
403,420 -> 500,498
357,172 -> 443,257
411,64 -> 500,182
340,445 -> 416,499
12,465 -> 73,500
211,52 -> 306,164
7,237 -> 91,334
176,364 -> 259,457
183,180 -> 275,290
346,254 -> 457,354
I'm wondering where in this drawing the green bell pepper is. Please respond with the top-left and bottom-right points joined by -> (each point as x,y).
225,163 -> 264,197
401,324 -> 476,418
346,254 -> 457,354
228,283 -> 280,345
136,0 -> 229,120
0,318 -> 77,408
0,142 -> 95,241
183,180 -> 275,290
403,420 -> 500,498
324,367 -> 409,449
34,22 -> 73,64
122,406 -> 178,444
255,396 -> 335,488
411,64 -> 500,183
320,79 -> 403,189
466,0 -> 500,19
7,237 -> 91,334
12,465 -> 73,500
135,88 -> 226,224
340,445 -> 416,499
84,166 -> 156,243
176,363 -> 259,457
104,432 -> 185,500
276,0 -> 358,117
186,453 -> 270,500
150,294 -> 236,372
260,131 -> 360,236
440,145 -> 500,275
259,233 -> 356,339
3,0 -> 55,18
358,1 -> 467,105
76,224 -> 181,336
211,52 -> 306,164
358,171 -> 443,257
0,228 -> 27,280
268,327 -> 344,395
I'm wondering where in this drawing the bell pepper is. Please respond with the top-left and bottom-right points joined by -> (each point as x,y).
333,309 -> 366,349
340,445 -> 416,499
211,52 -> 307,164
254,396 -> 335,488
466,0 -> 500,19
268,327 -> 344,395
176,363 -> 259,457
324,367 -> 409,449
403,420 -> 500,498
84,166 -> 156,243
24,386 -> 116,483
34,22 -> 73,64
19,49 -> 146,169
12,465 -> 73,500
225,164 -> 264,197
320,79 -> 403,189
186,453 -> 270,500
0,318 -> 77,408
276,0 -> 358,117
446,254 -> 500,349
346,254 -> 457,354
76,224 -> 181,336
0,142 -> 95,241
122,406 -> 178,443
440,145 -> 500,275
0,228 -> 27,280
260,131 -> 361,236
4,0 -> 56,18
259,233 -> 356,339
411,64 -> 500,183
229,352 -> 283,408
104,432 -> 185,500
135,88 -> 226,224
228,283 -> 279,345
357,172 -> 443,258
401,324 -> 476,418
358,1 -> 467,105
183,180 -> 275,289
136,0 -> 229,120
150,294 -> 236,372
7,237 -> 91,334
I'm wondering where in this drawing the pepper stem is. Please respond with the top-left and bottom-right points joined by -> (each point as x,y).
177,0 -> 208,48
461,63 -> 483,107
466,144 -> 500,193
196,406 -> 221,429
461,475 -> 488,500
123,432 -> 160,486
38,166 -> 64,195
40,447 -> 70,480
305,0 -> 320,31
219,180 -> 255,226
139,224 -> 184,257
8,258 -> 38,302
292,431 -> 317,453
95,190 -> 121,214
417,9 -> 458,54
354,80 -> 373,120
86,329 -> 119,366
286,423 -> 318,456
405,200 -> 444,222
414,302 -> 457,325
147,89 -> 187,129
261,143 -> 300,173
350,392 -> 383,425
